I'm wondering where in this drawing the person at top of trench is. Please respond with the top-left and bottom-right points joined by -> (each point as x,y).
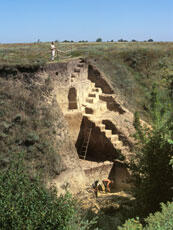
50,42 -> 56,61
102,178 -> 114,193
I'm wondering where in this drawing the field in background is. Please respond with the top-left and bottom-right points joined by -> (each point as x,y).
0,41 -> 172,119
0,41 -> 172,65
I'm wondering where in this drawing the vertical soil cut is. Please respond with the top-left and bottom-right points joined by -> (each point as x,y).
68,87 -> 78,109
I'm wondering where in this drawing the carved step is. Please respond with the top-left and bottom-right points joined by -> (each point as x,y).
92,87 -> 102,94
94,119 -> 102,126
84,103 -> 107,114
88,93 -> 96,98
79,59 -> 85,63
110,134 -> 119,142
71,73 -> 77,78
86,98 -> 94,103
88,92 -> 100,100
85,107 -> 94,114
113,141 -> 123,148
83,114 -> 93,120
74,68 -> 80,73
104,129 -> 112,136
90,82 -> 95,88
98,124 -> 105,131
77,64 -> 84,67
86,97 -> 98,104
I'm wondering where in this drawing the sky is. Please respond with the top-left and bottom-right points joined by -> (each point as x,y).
0,0 -> 172,43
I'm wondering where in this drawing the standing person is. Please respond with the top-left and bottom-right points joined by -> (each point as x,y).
50,42 -> 56,61
102,178 -> 114,192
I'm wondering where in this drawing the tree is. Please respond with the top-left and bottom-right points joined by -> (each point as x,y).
0,155 -> 96,230
118,202 -> 173,230
118,39 -> 128,42
118,39 -> 124,42
131,85 -> 173,217
96,38 -> 102,42
148,39 -> 154,42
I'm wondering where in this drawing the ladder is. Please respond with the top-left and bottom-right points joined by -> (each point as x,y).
79,128 -> 92,160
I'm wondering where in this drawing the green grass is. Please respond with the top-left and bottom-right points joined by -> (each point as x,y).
0,41 -> 172,65
0,41 -> 172,119
0,41 -> 173,121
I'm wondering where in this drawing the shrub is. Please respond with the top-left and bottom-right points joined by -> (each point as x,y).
96,38 -> 102,42
131,85 -> 173,217
118,202 -> 173,230
0,155 -> 95,230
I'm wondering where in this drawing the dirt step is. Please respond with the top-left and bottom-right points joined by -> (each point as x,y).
79,59 -> 85,63
92,87 -> 102,94
74,68 -> 80,73
83,114 -> 94,120
98,124 -> 106,131
90,82 -> 95,88
104,129 -> 112,136
77,64 -> 84,67
113,141 -> 123,148
88,91 -> 100,99
86,98 -> 94,104
88,93 -> 96,98
84,103 -> 107,114
85,107 -> 94,114
110,134 -> 119,142
86,97 -> 98,104
93,119 -> 102,126
71,73 -> 77,78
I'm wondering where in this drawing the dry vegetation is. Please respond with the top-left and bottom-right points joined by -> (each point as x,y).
0,70 -> 67,180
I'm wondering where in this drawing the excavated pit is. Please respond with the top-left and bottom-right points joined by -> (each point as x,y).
68,87 -> 78,109
75,117 -> 120,162
74,117 -> 131,190
53,59 -> 133,190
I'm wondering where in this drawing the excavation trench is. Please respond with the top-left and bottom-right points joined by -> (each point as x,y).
75,117 -> 119,162
59,60 -> 132,191
74,116 -> 130,191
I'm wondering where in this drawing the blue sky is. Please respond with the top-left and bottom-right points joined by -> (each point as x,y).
0,0 -> 172,43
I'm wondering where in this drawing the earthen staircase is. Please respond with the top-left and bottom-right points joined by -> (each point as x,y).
83,83 -> 129,156
70,59 -> 130,159
70,59 -> 85,84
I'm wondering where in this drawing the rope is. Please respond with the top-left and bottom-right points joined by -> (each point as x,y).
56,48 -> 76,54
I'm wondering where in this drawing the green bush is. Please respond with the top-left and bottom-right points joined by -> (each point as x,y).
0,155 -> 95,230
131,85 -> 173,217
118,202 -> 173,230
96,38 -> 102,42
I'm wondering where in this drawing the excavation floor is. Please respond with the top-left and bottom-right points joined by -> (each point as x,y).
76,188 -> 135,214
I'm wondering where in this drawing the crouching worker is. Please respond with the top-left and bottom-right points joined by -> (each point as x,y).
102,178 -> 114,193
92,180 -> 99,198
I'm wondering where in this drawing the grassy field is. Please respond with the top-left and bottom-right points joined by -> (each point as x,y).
0,41 -> 173,119
0,41 -> 172,65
